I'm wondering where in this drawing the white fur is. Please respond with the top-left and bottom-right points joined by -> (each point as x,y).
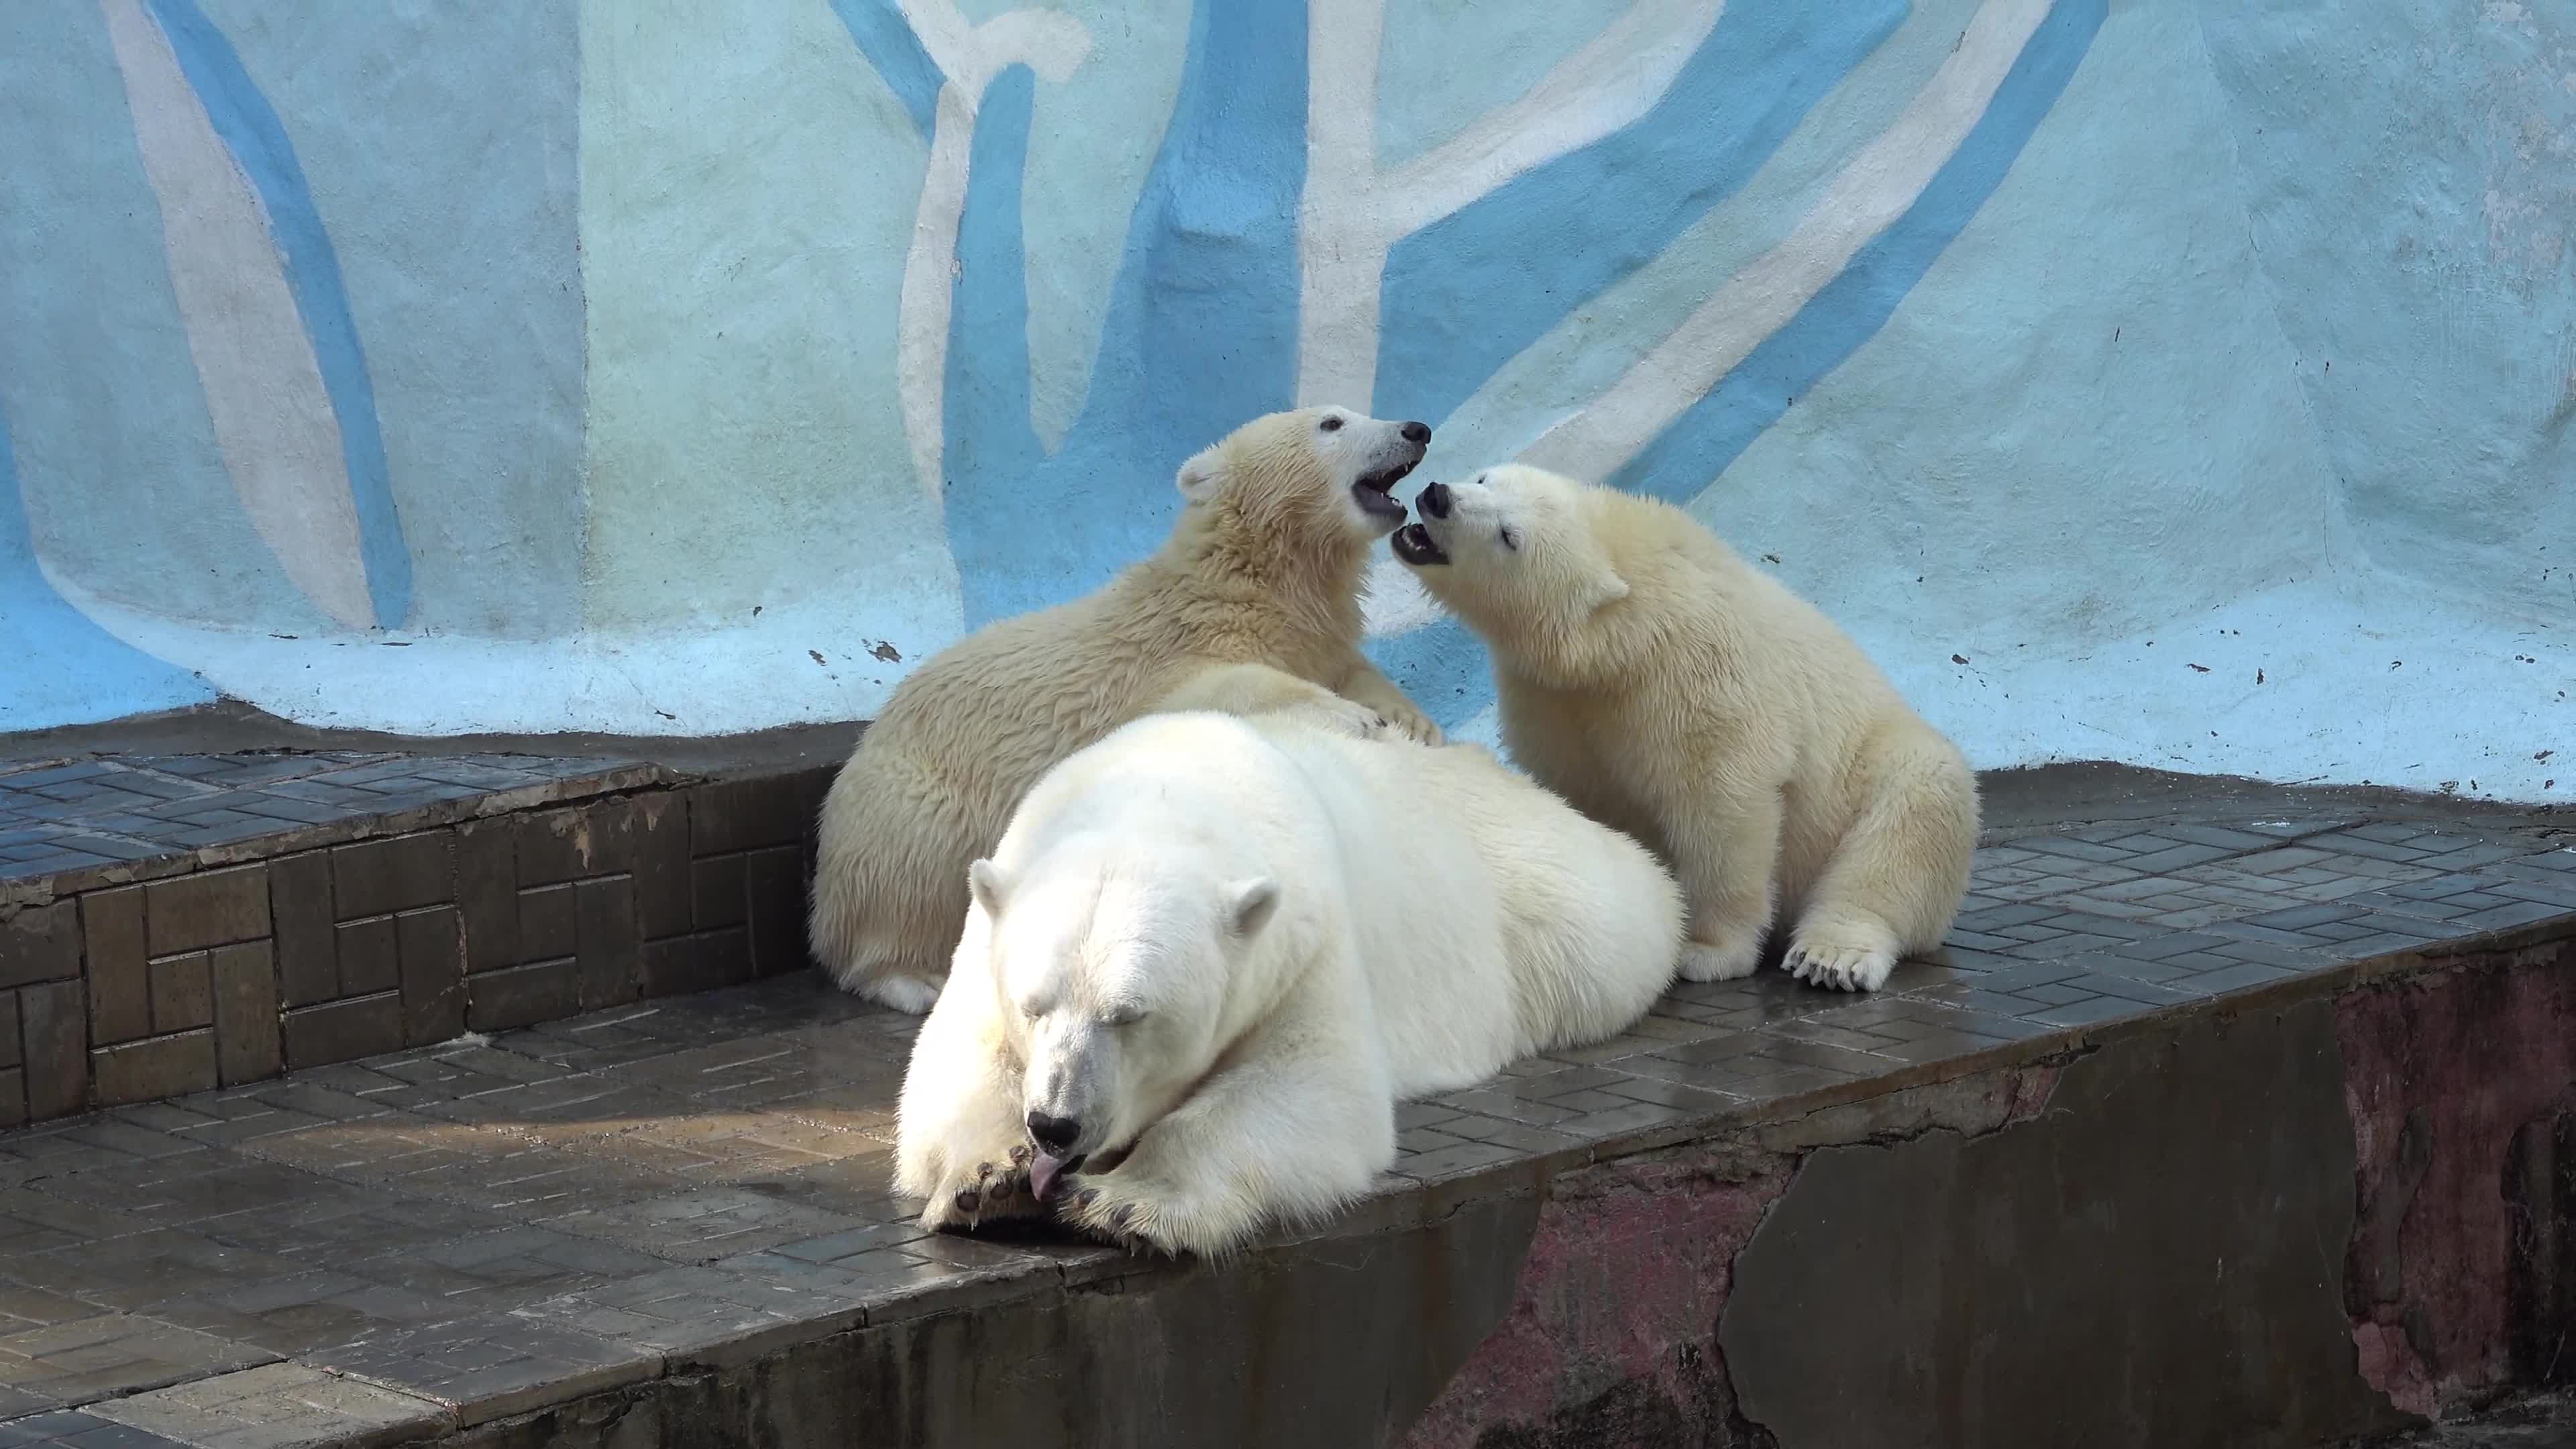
810,407 -> 1442,1014
894,704 -> 1683,1257
1397,464 -> 1978,994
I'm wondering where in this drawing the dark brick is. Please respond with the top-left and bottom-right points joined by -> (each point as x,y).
268,851 -> 337,1008
211,940 -> 282,1087
689,775 -> 811,857
91,1029 -> 218,1106
746,845 -> 806,977
519,883 -> 577,962
692,854 -> 748,930
82,887 -> 151,1044
330,833 -> 452,919
0,900 -> 80,990
455,820 -> 518,974
517,798 -> 638,888
282,992 -> 406,1071
0,993 -> 17,1069
466,958 -> 582,1033
0,1067 -> 23,1128
147,951 -> 215,1034
639,930 -> 752,998
633,793 -> 691,941
576,875 -> 638,1010
335,915 -> 400,998
20,979 -> 88,1120
396,906 -> 464,1045
142,865 -> 272,955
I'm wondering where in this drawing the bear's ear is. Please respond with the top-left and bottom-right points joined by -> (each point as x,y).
1578,567 -> 1631,614
1175,446 -> 1228,504
1224,877 -> 1279,939
967,859 -> 1008,918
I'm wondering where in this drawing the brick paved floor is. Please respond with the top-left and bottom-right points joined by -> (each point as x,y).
0,792 -> 2566,1440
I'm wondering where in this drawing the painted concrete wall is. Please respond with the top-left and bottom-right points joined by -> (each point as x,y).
1,0 -> 2568,800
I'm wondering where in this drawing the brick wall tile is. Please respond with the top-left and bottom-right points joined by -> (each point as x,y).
269,851 -> 337,1008
142,865 -> 271,955
81,888 -> 150,1043
211,941 -> 282,1086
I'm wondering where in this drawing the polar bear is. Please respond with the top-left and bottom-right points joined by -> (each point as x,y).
1390,464 -> 1977,994
810,408 -> 1446,1014
892,699 -> 1684,1257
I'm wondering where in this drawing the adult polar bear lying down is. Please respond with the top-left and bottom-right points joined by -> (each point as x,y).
894,668 -> 1685,1258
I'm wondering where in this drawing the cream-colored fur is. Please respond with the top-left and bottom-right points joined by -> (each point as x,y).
1393,464 -> 1978,993
810,408 -> 1442,1013
893,701 -> 1683,1258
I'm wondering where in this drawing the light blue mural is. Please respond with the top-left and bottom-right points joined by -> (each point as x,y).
0,0 -> 2568,802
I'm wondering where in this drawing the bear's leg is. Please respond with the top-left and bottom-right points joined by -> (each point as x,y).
1784,724 -> 1979,993
898,986 -> 1046,1232
1052,1036 -> 1393,1258
809,747 -> 976,1014
1154,661 -> 1401,741
1331,655 -> 1444,746
1670,792 -> 1782,983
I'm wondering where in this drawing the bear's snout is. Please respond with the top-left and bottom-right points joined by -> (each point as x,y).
1417,480 -> 1452,519
1026,1110 -> 1083,1153
1400,421 -> 1431,445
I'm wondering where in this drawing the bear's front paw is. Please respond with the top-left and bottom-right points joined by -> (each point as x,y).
1289,693 -> 1404,743
920,1147 -> 1043,1233
1051,1174 -> 1238,1258
1784,919 -> 1902,993
1383,702 -> 1444,747
1678,922 -> 1765,982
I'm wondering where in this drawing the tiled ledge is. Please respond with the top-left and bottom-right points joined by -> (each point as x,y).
0,791 -> 2562,1444
0,754 -> 836,1127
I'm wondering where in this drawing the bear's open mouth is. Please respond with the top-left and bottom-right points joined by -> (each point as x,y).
1350,458 -> 1417,523
1391,521 -> 1449,566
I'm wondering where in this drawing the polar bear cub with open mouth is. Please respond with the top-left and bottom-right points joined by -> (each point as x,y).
1391,464 -> 1978,994
894,682 -> 1684,1258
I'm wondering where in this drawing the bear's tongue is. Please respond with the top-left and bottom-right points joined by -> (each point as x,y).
1029,1151 -> 1069,1202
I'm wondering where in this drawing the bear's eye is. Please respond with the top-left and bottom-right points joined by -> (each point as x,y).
1499,525 -> 1521,552
1318,415 -> 1344,433
1102,1006 -> 1148,1028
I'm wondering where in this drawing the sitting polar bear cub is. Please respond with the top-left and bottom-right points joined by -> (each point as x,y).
811,407 -> 1445,1015
894,684 -> 1684,1258
1392,464 -> 1978,994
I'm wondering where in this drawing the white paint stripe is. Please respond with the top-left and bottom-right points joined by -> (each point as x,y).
1377,0 -> 1722,235
101,0 -> 377,630
1520,0 -> 2053,478
1295,0 -> 1723,407
890,3 -> 1091,506
897,81 -> 977,510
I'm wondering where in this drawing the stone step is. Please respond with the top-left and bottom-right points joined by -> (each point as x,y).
0,763 -> 2569,1445
0,751 -> 835,1124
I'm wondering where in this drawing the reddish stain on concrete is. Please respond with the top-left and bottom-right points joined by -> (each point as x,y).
1401,1152 -> 1791,1448
2339,952 -> 2576,1414
1407,1069 -> 2061,1447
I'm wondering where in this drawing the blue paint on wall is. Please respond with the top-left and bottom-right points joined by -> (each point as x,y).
941,0 -> 1308,627
947,65 -> 1046,489
1372,0 -> 2107,730
146,0 -> 412,629
833,0 -> 944,143
0,415 -> 213,730
1372,0 -> 1907,428
1609,0 -> 2108,501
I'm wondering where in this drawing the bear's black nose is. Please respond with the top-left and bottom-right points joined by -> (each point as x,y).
1026,1111 -> 1082,1153
1417,480 -> 1452,519
1400,421 -> 1431,445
